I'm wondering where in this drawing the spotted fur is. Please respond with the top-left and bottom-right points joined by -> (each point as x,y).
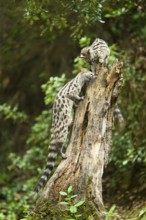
34,69 -> 96,193
80,38 -> 110,72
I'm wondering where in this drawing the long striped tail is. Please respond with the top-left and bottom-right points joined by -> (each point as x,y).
34,143 -> 59,193
114,104 -> 124,122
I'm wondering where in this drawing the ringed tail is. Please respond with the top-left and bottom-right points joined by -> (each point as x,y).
114,104 -> 124,122
34,143 -> 59,193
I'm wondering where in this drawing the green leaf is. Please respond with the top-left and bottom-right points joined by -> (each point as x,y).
60,191 -> 67,196
67,219 -> 75,220
109,204 -> 116,214
75,214 -> 82,217
70,206 -> 77,213
67,185 -> 73,193
139,208 -> 146,217
60,201 -> 69,205
0,213 -> 5,220
71,195 -> 77,198
79,36 -> 91,47
33,16 -> 39,21
65,197 -> 70,201
74,200 -> 85,207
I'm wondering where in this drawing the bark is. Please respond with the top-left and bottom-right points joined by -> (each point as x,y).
36,60 -> 123,217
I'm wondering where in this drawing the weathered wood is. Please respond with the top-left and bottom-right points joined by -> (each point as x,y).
37,60 -> 123,217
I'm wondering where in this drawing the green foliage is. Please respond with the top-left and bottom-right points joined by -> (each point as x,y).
104,0 -> 146,19
24,0 -> 146,39
0,180 -> 33,220
108,44 -> 123,66
73,56 -> 90,75
27,110 -> 51,148
103,205 -> 120,220
41,74 -> 66,105
79,36 -> 91,48
60,186 -> 85,220
0,103 -> 27,122
24,0 -> 104,38
139,208 -> 146,218
24,0 -> 68,36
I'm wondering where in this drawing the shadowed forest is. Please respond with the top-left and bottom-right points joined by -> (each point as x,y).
0,0 -> 146,219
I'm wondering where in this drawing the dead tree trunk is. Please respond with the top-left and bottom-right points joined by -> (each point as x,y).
36,60 -> 123,217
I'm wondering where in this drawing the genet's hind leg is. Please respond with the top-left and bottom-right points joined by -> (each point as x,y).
60,150 -> 67,159
57,143 -> 67,159
58,128 -> 69,159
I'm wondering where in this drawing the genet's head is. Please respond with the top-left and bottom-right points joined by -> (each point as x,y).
80,47 -> 90,63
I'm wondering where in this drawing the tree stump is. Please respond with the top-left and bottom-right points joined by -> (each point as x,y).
35,60 -> 123,218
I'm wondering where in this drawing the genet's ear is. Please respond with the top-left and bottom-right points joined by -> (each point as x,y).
87,48 -> 90,55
